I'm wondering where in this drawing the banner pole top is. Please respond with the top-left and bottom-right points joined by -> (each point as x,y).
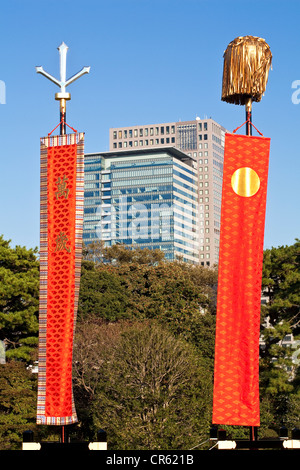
36,42 -> 90,135
221,35 -> 272,106
221,35 -> 272,136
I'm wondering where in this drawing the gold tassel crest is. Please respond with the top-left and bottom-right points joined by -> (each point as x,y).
222,36 -> 272,105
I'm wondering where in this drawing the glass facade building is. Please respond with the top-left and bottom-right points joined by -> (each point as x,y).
84,147 -> 199,264
109,118 -> 227,265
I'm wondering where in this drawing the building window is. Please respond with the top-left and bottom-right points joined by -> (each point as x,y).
178,124 -> 197,150
113,131 -> 117,139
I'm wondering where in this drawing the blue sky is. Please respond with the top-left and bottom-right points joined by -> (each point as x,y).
0,0 -> 299,250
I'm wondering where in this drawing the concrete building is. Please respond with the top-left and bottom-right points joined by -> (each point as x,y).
108,118 -> 227,265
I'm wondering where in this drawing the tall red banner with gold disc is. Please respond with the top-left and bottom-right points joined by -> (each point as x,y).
37,133 -> 84,425
212,132 -> 270,426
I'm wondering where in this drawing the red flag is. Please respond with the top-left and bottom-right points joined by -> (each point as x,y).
212,132 -> 270,426
37,133 -> 84,425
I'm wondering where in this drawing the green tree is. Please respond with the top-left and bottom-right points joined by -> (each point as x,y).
98,261 -> 218,363
259,239 -> 300,426
0,361 -> 38,450
78,262 -> 129,321
104,243 -> 165,265
0,236 -> 39,361
82,240 -> 105,264
261,239 -> 300,335
78,249 -> 218,363
83,241 -> 166,266
75,320 -> 213,450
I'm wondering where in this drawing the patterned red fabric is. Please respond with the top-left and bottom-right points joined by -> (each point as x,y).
37,133 -> 84,425
212,133 -> 270,426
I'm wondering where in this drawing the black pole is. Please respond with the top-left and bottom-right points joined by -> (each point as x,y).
246,96 -> 257,443
60,98 -> 66,135
246,97 -> 252,136
60,110 -> 66,135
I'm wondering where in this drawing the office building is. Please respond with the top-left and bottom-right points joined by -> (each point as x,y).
108,118 -> 227,265
84,147 -> 199,264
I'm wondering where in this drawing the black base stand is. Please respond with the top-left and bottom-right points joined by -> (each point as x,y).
210,426 -> 300,450
22,429 -> 107,451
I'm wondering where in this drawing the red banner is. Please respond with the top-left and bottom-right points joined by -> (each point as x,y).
37,133 -> 84,425
212,132 -> 270,426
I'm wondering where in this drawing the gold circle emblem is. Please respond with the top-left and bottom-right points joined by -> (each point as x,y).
231,167 -> 260,197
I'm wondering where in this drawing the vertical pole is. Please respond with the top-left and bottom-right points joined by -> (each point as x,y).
246,95 -> 257,443
61,425 -> 65,443
60,425 -> 69,443
245,97 -> 252,136
60,98 -> 66,135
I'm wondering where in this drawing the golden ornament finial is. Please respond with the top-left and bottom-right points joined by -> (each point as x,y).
221,35 -> 272,106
